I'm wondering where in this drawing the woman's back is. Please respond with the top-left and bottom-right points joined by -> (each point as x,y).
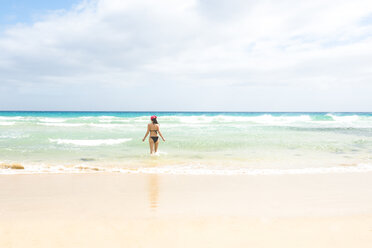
149,123 -> 159,136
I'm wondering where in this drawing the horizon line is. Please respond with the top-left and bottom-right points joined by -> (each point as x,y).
0,110 -> 371,113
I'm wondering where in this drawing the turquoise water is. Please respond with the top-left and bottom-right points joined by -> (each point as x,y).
1,112 -> 372,174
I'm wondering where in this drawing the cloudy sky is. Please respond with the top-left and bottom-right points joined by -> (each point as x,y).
0,0 -> 371,111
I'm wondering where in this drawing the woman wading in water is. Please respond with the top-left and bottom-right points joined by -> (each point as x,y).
142,115 -> 165,154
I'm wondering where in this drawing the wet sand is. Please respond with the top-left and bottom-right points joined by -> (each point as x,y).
1,172 -> 372,247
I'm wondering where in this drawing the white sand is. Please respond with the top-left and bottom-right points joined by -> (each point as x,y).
1,172 -> 372,247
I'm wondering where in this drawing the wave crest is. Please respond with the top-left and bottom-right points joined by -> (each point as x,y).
49,138 -> 132,146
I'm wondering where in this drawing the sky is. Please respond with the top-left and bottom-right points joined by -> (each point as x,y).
0,0 -> 78,26
0,0 -> 371,111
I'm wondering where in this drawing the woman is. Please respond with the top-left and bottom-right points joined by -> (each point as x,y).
142,115 -> 165,154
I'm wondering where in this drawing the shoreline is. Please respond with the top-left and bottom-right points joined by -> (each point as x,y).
1,162 -> 372,175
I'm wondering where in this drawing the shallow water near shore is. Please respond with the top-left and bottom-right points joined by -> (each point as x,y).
0,112 -> 372,175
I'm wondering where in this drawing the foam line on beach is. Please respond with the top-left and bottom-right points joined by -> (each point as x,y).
115,163 -> 372,175
1,163 -> 372,175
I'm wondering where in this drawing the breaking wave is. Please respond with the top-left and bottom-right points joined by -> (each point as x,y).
49,138 -> 132,146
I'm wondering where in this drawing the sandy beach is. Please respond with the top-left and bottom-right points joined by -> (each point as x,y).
1,0 -> 372,245
1,172 -> 372,248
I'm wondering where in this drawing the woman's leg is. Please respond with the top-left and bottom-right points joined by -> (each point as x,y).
149,138 -> 154,154
154,140 -> 159,153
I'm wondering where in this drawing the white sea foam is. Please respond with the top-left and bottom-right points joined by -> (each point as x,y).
78,116 -> 96,120
111,163 -> 372,175
49,138 -> 132,146
99,119 -> 131,123
326,114 -> 360,122
158,114 -> 371,125
13,114 -> 372,129
2,163 -> 372,175
39,123 -> 85,127
39,122 -> 129,128
98,116 -> 117,119
0,122 -> 15,126
38,118 -> 67,123
0,134 -> 29,139
80,116 -> 132,122
151,151 -> 168,156
0,116 -> 24,120
244,114 -> 312,124
164,114 -> 313,125
89,123 -> 128,128
134,119 -> 150,123
167,114 -> 372,128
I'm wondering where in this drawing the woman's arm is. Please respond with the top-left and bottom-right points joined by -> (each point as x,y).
158,126 -> 165,141
142,125 -> 150,141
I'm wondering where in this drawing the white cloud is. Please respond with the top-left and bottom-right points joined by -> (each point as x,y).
0,0 -> 371,111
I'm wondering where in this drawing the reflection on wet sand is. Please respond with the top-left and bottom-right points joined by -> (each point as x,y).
146,157 -> 162,210
148,174 -> 159,210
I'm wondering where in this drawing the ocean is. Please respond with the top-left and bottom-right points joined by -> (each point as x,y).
0,112 -> 372,175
